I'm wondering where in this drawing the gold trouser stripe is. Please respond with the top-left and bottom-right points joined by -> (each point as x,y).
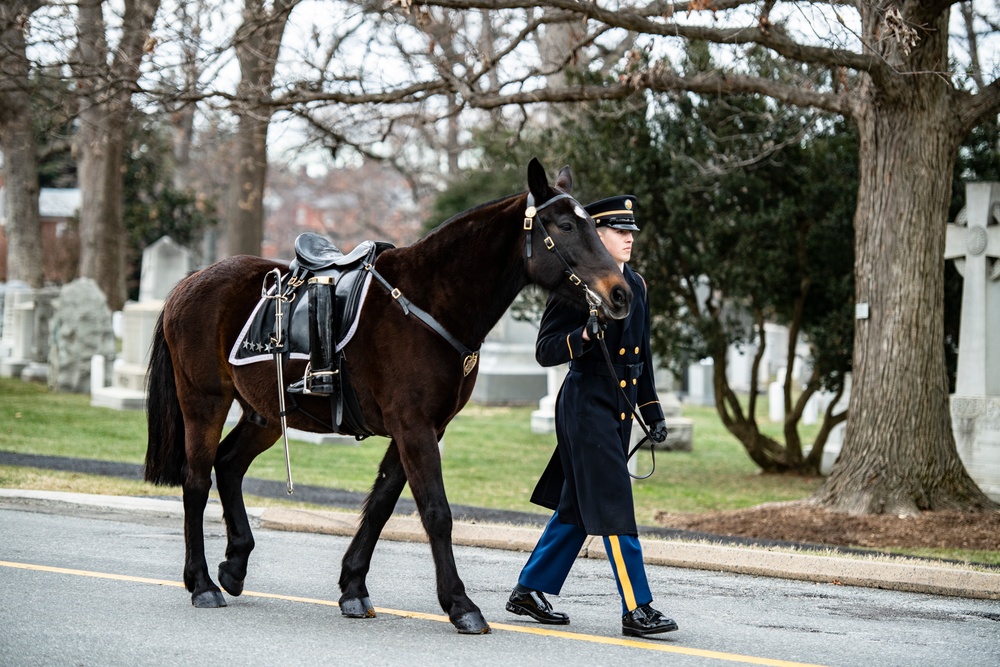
607,535 -> 637,612
565,334 -> 574,359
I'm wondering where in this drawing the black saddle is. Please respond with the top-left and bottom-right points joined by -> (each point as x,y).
232,233 -> 395,437
292,233 -> 386,272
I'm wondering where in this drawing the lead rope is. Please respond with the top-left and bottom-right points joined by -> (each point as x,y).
587,295 -> 656,480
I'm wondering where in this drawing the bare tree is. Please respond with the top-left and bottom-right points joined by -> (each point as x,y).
73,0 -> 161,310
0,0 -> 44,288
224,0 -> 298,257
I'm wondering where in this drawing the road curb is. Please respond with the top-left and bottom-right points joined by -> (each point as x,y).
3,489 -> 998,601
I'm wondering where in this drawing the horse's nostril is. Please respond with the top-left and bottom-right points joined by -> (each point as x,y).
612,286 -> 626,308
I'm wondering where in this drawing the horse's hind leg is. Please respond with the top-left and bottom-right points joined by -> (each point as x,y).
179,399 -> 231,608
214,415 -> 280,597
339,440 -> 408,618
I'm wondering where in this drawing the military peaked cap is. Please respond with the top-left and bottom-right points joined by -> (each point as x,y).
584,195 -> 640,231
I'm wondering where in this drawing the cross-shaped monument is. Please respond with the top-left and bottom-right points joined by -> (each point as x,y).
946,182 -> 1000,502
945,182 -> 1000,396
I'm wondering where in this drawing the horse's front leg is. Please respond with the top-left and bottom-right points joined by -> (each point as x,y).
398,429 -> 490,635
214,418 -> 279,597
339,440 -> 408,618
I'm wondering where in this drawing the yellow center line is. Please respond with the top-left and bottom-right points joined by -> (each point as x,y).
1,560 -> 828,667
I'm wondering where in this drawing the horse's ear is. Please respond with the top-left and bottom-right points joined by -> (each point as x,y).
527,157 -> 550,201
555,165 -> 573,193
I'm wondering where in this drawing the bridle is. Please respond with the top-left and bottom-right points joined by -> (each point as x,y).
523,192 -> 605,311
524,191 -> 656,479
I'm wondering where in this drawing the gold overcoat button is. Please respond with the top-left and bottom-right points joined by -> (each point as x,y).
619,348 -> 625,356
619,380 -> 626,388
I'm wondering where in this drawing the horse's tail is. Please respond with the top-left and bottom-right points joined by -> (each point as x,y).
144,310 -> 187,487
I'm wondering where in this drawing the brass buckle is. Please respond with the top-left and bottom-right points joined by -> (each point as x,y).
391,288 -> 402,299
523,217 -> 533,230
544,236 -> 555,250
569,274 -> 581,286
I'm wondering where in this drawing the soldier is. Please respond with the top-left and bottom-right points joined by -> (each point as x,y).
505,195 -> 677,637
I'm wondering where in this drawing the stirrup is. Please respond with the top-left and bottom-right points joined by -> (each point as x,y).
287,363 -> 337,396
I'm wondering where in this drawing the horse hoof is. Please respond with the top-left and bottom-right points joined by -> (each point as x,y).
218,566 -> 244,597
453,611 -> 491,635
192,590 -> 227,608
339,596 -> 375,618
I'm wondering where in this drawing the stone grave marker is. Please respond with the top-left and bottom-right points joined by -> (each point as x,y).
92,236 -> 197,410
48,278 -> 116,393
19,287 -> 59,383
0,281 -> 33,377
471,310 -> 547,406
946,182 -> 1000,501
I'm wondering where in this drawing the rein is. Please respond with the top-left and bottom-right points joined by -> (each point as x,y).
596,330 -> 656,480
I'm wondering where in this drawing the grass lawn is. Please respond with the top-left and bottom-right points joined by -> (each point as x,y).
0,376 -> 822,526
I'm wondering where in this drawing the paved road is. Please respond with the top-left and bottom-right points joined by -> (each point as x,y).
2,504 -> 998,667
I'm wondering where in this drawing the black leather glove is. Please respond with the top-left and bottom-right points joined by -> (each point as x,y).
649,419 -> 668,444
585,312 -> 606,338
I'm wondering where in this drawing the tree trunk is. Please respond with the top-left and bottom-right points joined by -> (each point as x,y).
225,111 -> 269,256
223,0 -> 295,258
76,109 -> 127,308
813,8 -> 997,513
73,0 -> 160,310
0,0 -> 44,287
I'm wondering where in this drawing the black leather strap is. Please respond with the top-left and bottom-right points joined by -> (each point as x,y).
364,262 -> 480,375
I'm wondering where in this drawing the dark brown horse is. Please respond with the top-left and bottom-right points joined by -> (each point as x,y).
144,159 -> 631,634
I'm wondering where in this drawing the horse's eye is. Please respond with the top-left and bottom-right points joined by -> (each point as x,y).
558,222 -> 573,233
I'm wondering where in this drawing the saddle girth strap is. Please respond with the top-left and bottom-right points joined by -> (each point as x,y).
363,262 -> 480,377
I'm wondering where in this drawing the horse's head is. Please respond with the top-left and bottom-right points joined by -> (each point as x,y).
523,158 -> 632,320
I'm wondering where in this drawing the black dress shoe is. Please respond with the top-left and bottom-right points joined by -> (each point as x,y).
506,589 -> 570,625
622,604 -> 678,637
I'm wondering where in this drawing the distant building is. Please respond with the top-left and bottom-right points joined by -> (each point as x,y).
0,181 -> 81,284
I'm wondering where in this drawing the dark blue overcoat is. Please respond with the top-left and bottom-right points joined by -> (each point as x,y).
530,264 -> 665,536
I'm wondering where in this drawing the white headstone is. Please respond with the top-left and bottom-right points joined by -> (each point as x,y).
19,287 -> 59,383
531,365 -> 568,433
768,370 -> 785,423
764,323 -> 789,380
0,282 -> 34,377
93,236 -> 196,410
138,235 -> 197,302
471,310 -> 547,406
726,343 -> 757,393
946,182 -> 1000,501
819,374 -> 851,475
687,359 -> 715,406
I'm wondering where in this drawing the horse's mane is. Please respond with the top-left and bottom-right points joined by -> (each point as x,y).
419,191 -> 525,241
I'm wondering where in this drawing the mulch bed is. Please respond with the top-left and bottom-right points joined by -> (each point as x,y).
654,504 -> 1000,552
